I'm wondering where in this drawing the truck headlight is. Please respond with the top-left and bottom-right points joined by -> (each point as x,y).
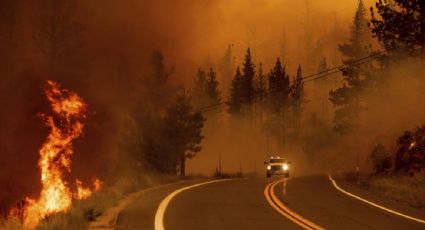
282,164 -> 288,170
267,165 -> 271,170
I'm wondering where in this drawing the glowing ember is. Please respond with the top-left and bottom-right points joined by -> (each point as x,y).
409,141 -> 416,150
94,178 -> 103,191
19,80 -> 100,229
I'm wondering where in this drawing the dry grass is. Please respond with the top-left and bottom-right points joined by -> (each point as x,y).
345,172 -> 425,209
0,173 -> 198,230
0,217 -> 23,230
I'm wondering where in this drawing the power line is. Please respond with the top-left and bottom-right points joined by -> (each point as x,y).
199,53 -> 381,113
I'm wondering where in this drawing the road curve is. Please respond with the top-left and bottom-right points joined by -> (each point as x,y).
116,175 -> 425,230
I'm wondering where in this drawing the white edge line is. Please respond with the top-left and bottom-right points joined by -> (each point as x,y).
154,179 -> 233,230
328,174 -> 425,224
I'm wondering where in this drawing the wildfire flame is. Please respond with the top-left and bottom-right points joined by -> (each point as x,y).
17,80 -> 100,229
409,141 -> 416,150
75,179 -> 92,200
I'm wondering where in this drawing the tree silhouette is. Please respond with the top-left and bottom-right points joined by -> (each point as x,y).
241,48 -> 256,105
192,68 -> 208,108
227,67 -> 244,115
162,92 -> 205,176
266,58 -> 291,151
370,0 -> 425,57
254,62 -> 267,102
330,0 -> 371,135
142,92 -> 205,176
205,68 -> 221,106
291,65 -> 304,138
192,67 -> 221,128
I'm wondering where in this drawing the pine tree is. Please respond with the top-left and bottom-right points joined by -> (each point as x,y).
266,58 -> 291,151
192,67 -> 220,108
161,92 -> 205,176
268,58 -> 290,113
291,65 -> 304,138
254,62 -> 268,143
255,62 -> 267,102
192,68 -> 208,108
370,0 -> 425,57
241,48 -> 256,105
227,67 -> 244,115
330,0 -> 371,135
205,68 -> 221,106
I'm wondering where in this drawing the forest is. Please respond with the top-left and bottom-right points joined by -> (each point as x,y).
1,0 -> 425,228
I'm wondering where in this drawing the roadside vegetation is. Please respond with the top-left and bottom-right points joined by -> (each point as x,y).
356,124 -> 425,209
0,174 -> 198,230
345,124 -> 425,209
345,172 -> 425,209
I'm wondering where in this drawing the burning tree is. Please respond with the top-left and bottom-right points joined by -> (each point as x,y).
395,127 -> 425,175
370,126 -> 425,176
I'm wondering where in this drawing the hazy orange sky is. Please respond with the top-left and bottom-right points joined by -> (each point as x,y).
83,0 -> 375,87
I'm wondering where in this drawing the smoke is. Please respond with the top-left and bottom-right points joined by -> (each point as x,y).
0,0 -> 383,213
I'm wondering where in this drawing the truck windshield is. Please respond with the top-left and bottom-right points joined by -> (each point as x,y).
270,158 -> 285,163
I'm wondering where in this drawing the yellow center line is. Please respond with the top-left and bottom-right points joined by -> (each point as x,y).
264,178 -> 325,230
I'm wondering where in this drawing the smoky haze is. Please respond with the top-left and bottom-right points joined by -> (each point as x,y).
2,0 -> 417,215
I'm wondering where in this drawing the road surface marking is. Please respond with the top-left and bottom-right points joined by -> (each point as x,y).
154,179 -> 232,230
328,174 -> 425,224
264,179 -> 325,230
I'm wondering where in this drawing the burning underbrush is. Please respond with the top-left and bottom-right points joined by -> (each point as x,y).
370,125 -> 425,176
2,81 -> 102,229
342,124 -> 425,210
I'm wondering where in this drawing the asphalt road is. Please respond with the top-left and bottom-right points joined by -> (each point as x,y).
115,175 -> 425,230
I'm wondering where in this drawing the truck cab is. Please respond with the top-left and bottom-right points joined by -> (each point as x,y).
265,156 -> 290,178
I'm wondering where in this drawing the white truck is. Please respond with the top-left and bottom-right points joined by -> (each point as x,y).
264,156 -> 290,178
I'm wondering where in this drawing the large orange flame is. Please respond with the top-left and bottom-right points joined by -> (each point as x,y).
19,80 -> 99,229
